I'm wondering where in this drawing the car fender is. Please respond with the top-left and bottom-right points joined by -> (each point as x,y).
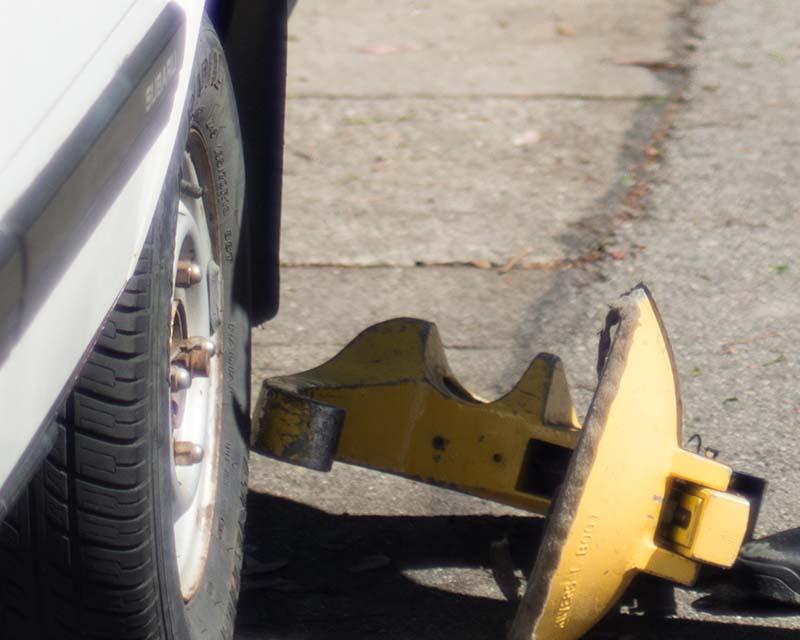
0,0 -> 206,515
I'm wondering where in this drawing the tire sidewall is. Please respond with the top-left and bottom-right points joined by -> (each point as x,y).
152,19 -> 249,640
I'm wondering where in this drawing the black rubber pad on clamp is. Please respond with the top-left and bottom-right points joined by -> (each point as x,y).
735,528 -> 800,606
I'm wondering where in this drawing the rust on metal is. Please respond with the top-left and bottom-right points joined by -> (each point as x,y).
172,336 -> 216,377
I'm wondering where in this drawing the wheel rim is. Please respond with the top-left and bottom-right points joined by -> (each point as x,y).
169,135 -> 224,602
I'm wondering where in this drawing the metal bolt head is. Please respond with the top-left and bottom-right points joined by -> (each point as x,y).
198,337 -> 216,358
174,441 -> 204,466
170,365 -> 192,392
176,261 -> 202,288
186,337 -> 216,377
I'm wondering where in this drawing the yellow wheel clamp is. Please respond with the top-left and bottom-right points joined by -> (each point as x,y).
252,284 -> 761,639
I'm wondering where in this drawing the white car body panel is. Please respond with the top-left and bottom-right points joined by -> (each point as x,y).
0,1 -> 137,174
0,1 -> 205,500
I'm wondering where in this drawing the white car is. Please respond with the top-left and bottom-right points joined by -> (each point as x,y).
0,2 -> 287,637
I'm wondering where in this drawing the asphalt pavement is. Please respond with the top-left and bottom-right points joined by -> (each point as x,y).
239,1 -> 800,638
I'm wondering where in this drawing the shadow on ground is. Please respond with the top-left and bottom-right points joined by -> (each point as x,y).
235,492 -> 797,640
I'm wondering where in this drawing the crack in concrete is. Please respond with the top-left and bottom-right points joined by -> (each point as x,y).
279,247 -> 619,273
256,342 -> 510,350
287,92 -> 668,102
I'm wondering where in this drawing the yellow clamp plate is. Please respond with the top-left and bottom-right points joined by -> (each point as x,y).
509,286 -> 750,640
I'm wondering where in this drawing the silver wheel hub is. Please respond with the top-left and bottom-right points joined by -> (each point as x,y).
169,147 -> 223,601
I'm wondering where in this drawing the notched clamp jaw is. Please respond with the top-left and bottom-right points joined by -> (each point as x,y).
253,317 -> 582,513
252,285 -> 762,640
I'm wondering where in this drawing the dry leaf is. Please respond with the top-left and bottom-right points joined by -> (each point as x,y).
512,130 -> 542,146
469,259 -> 493,270
644,146 -> 659,157
357,43 -> 423,55
359,45 -> 402,55
556,24 -> 576,37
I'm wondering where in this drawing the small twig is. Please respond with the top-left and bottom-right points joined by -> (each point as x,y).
497,248 -> 532,274
721,330 -> 780,354
614,59 -> 690,72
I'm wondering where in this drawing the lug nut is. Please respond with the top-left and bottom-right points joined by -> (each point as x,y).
170,365 -> 191,392
176,261 -> 202,288
175,337 -> 216,377
197,338 -> 216,358
174,441 -> 204,465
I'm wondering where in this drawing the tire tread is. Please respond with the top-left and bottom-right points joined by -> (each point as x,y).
0,227 -> 164,639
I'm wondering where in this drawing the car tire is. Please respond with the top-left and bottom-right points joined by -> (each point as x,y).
0,17 -> 250,640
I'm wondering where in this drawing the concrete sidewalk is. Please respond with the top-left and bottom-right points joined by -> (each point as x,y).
241,1 -> 800,638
